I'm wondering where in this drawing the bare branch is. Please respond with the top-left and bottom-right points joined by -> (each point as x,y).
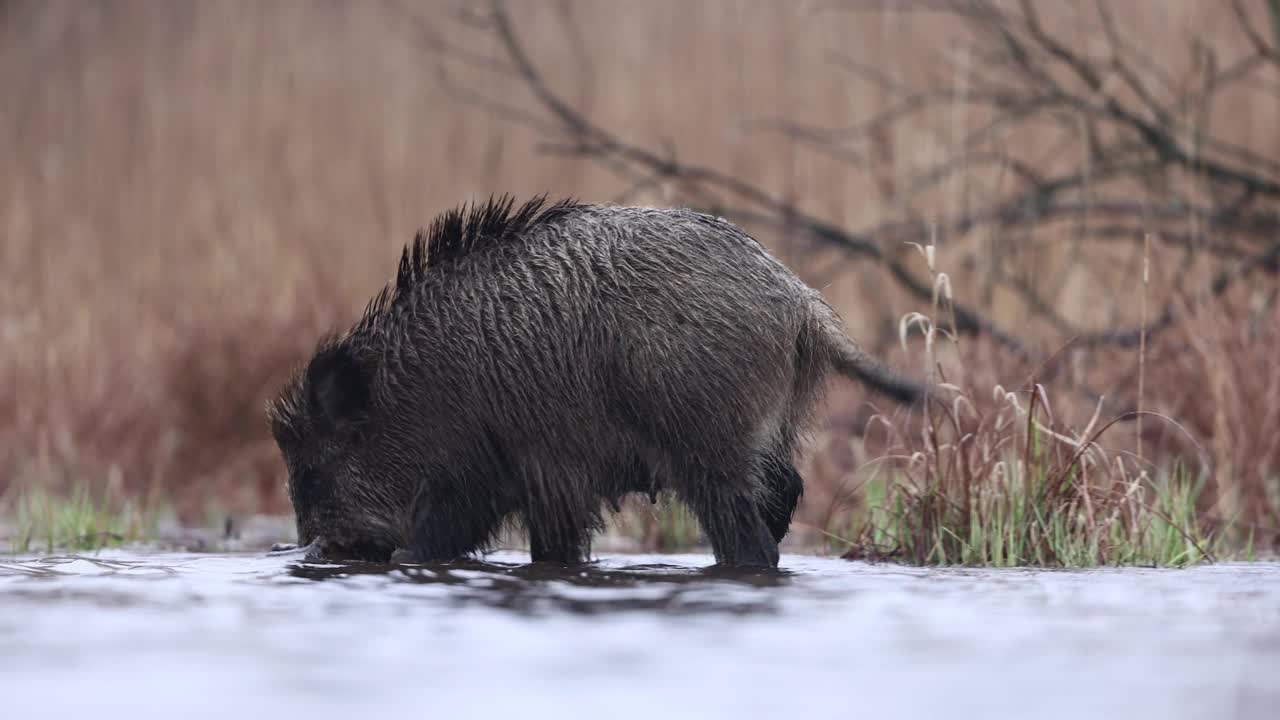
1232,0 -> 1280,66
426,0 -> 1280,380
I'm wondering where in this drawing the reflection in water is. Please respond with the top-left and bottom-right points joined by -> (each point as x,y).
1,550 -> 1278,720
286,557 -> 791,616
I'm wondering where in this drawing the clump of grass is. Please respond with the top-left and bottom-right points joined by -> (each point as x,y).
828,423 -> 1219,567
2,484 -> 163,555
647,500 -> 703,552
820,234 -> 1222,567
603,497 -> 704,553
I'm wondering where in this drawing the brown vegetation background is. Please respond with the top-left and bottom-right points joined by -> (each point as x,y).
2,1 -> 1277,539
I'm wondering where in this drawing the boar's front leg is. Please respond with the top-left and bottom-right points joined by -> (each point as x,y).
405,480 -> 508,563
526,508 -> 593,565
521,464 -> 596,565
528,525 -> 591,564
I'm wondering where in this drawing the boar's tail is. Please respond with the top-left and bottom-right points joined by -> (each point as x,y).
808,297 -> 931,406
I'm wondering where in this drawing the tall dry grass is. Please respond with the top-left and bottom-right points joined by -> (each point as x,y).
1,1 -> 1276,552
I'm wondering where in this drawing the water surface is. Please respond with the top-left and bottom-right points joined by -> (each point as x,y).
1,550 -> 1277,719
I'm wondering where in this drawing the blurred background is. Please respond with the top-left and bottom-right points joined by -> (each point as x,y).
2,0 -> 1278,549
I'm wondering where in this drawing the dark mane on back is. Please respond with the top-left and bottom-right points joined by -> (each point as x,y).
418,193 -> 582,272
352,194 -> 582,335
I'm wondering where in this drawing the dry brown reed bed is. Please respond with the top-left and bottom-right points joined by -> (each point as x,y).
1,1 -> 1277,560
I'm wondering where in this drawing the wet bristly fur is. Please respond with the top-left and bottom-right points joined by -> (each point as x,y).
268,194 -> 925,568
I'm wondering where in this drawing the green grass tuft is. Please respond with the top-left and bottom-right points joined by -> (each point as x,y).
3,485 -> 164,555
833,467 -> 1217,568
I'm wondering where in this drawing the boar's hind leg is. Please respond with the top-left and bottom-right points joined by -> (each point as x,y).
678,471 -> 780,569
760,451 -> 804,544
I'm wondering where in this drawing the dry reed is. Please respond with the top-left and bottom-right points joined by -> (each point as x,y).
1,1 -> 1276,560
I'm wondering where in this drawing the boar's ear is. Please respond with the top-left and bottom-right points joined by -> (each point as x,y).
305,343 -> 371,433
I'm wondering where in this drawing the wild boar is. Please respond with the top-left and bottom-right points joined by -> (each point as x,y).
268,195 -> 924,568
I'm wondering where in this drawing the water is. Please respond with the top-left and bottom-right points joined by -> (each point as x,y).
1,550 -> 1277,720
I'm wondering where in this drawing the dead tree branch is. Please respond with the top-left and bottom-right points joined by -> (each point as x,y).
416,0 -> 1280,398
